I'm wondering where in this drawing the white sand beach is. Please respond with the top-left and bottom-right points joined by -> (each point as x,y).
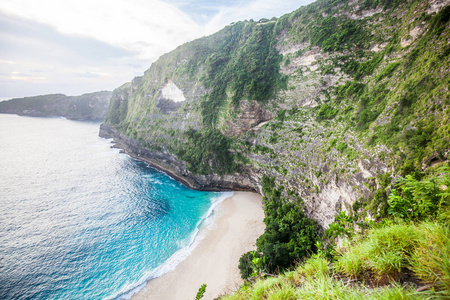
131,191 -> 265,300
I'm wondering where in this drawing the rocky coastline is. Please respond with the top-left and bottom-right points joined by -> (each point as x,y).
99,123 -> 386,229
99,123 -> 260,193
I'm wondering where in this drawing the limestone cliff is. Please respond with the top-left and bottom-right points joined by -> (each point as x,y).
100,0 -> 450,228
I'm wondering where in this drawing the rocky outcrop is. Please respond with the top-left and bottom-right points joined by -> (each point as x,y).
224,100 -> 273,137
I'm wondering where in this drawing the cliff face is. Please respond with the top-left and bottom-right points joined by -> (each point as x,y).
100,124 -> 259,192
0,91 -> 112,120
100,0 -> 450,228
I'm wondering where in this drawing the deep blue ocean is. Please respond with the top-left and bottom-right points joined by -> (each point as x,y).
0,114 -> 229,300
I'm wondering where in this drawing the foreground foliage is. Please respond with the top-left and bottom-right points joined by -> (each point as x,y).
224,221 -> 450,300
387,166 -> 450,222
227,167 -> 450,299
239,176 -> 319,277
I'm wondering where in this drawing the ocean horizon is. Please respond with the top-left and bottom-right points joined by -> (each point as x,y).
0,114 -> 229,300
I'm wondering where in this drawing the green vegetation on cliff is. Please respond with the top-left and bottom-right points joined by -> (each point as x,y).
199,21 -> 287,126
175,128 -> 241,175
224,166 -> 450,299
103,0 -> 449,182
239,176 -> 318,276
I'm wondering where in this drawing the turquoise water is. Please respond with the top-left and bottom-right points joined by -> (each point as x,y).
0,114 -> 228,299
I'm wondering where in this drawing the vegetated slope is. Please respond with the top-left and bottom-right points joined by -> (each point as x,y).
223,166 -> 450,298
101,0 -> 449,229
0,91 -> 112,120
223,223 -> 450,299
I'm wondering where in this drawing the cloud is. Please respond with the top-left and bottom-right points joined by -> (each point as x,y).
0,0 -> 317,99
0,59 -> 16,65
0,0 -> 209,98
0,13 -> 149,97
77,72 -> 102,79
203,0 -> 315,34
0,0 -> 202,60
0,14 -> 132,65
10,75 -> 47,81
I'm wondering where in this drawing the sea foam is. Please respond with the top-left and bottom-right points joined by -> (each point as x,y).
111,192 -> 233,300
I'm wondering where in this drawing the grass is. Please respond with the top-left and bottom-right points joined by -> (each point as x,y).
410,223 -> 450,298
335,223 -> 418,282
296,255 -> 330,279
221,260 -> 421,299
220,221 -> 450,300
334,222 -> 450,289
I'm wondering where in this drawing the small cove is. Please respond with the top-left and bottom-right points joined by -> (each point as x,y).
0,114 -> 227,300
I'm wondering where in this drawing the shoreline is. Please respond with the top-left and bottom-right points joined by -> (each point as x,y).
125,148 -> 205,192
99,123 -> 259,193
130,191 -> 265,300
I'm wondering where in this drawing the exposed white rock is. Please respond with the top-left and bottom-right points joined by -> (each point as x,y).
353,7 -> 383,19
370,42 -> 388,52
296,52 -> 318,66
312,182 -> 355,228
358,160 -> 375,179
401,26 -> 424,47
161,80 -> 186,102
427,0 -> 450,14
281,48 -> 323,75
277,43 -> 309,55
337,7 -> 382,20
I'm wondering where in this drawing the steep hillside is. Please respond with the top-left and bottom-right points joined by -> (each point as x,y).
100,0 -> 449,230
0,91 -> 112,120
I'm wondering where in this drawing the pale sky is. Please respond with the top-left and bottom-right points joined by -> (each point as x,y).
0,0 -> 314,99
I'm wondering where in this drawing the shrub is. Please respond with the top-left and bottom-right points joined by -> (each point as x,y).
238,252 -> 256,279
336,81 -> 366,102
256,200 -> 318,273
317,104 -> 338,120
310,17 -> 368,52
360,0 -> 404,10
326,211 -> 354,239
238,176 -> 319,277
376,62 -> 401,81
387,166 -> 450,221
336,142 -> 347,153
195,284 -> 207,300
355,52 -> 384,80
